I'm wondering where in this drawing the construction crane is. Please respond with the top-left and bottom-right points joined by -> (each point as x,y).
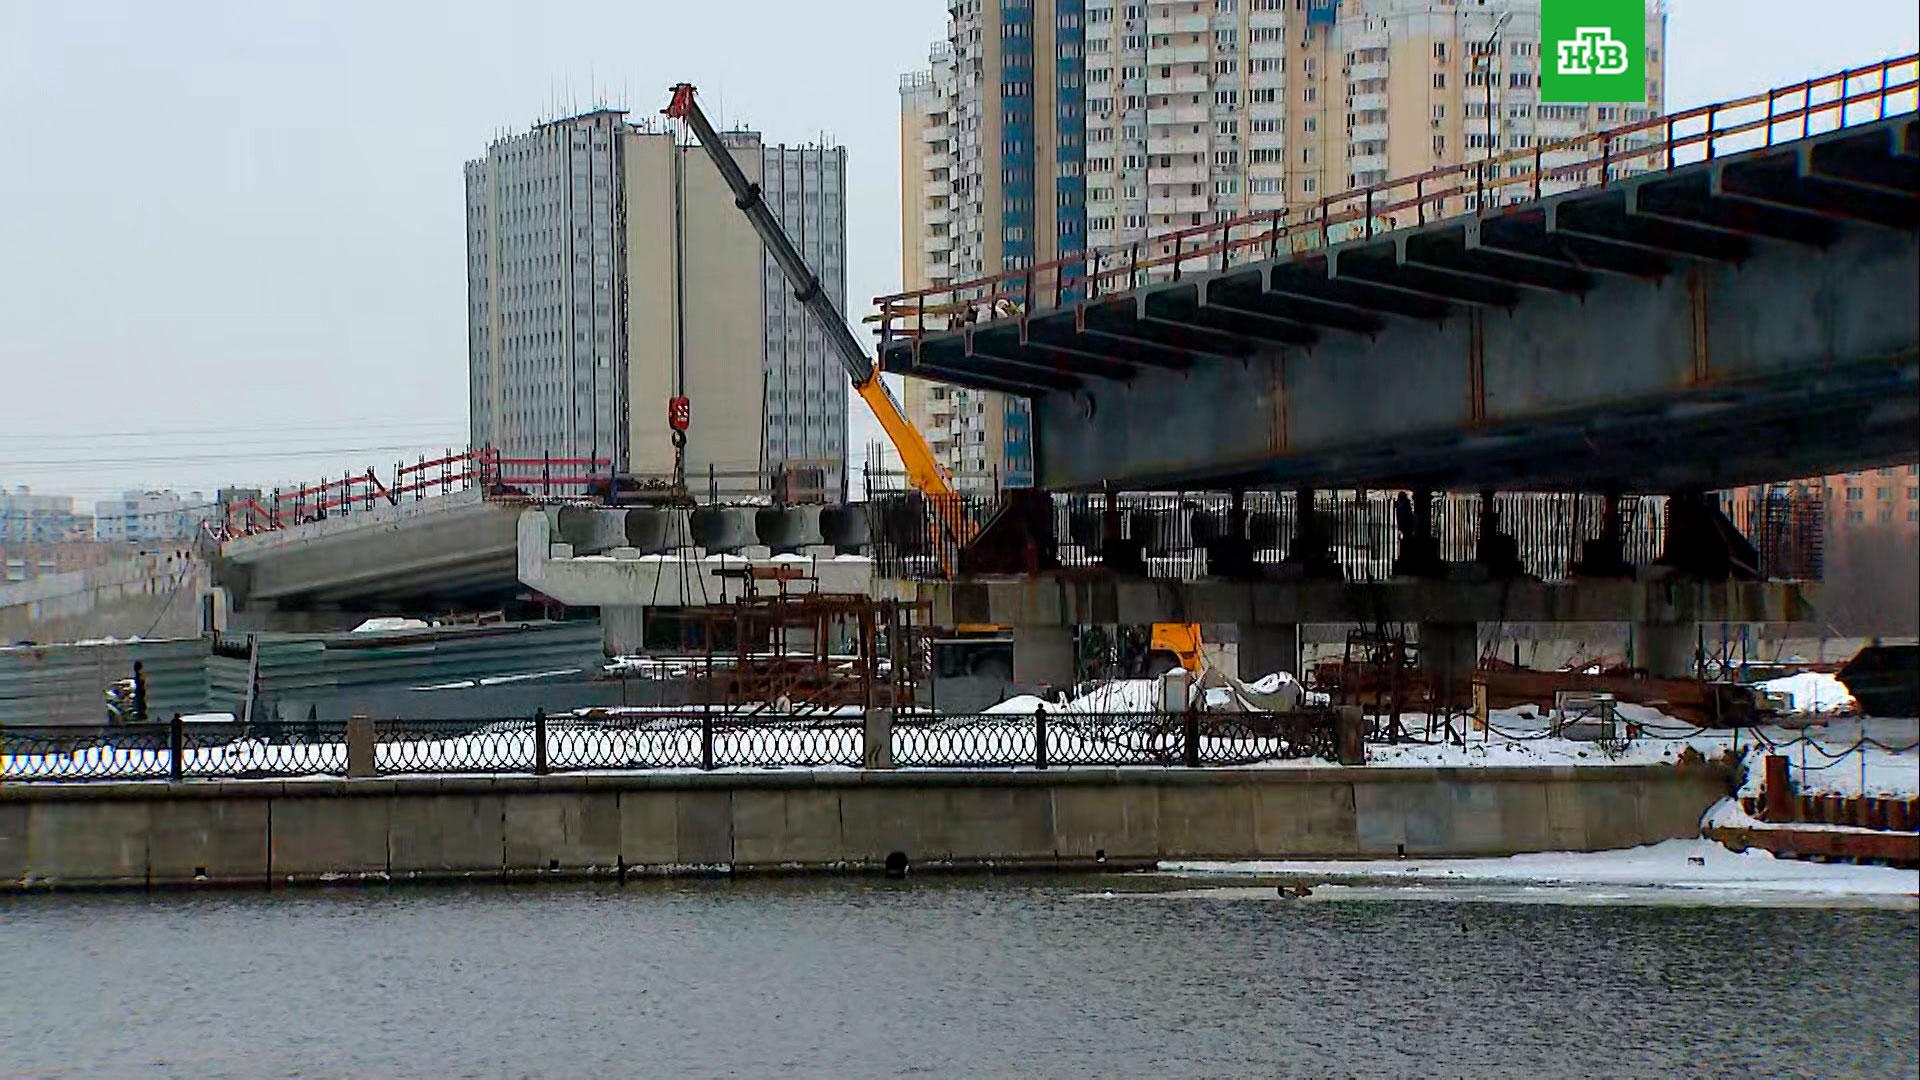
664,83 -> 1205,676
664,84 -> 960,518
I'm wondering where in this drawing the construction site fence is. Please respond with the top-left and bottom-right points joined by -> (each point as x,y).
868,489 -> 1824,584
0,709 -> 1339,782
871,54 -> 1918,334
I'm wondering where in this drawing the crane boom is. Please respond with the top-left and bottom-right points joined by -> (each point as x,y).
664,83 -> 959,504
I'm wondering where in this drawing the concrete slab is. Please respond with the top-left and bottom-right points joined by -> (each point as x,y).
1157,782 -> 1257,859
732,789 -> 844,866
1251,781 -> 1358,857
617,790 -> 681,868
0,803 -> 28,884
503,792 -> 621,875
387,793 -> 505,878
24,800 -> 150,887
148,798 -> 270,886
674,790 -> 734,866
1052,783 -> 1161,861
270,797 -> 390,880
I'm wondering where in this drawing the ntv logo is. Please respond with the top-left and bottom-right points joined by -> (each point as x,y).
1556,27 -> 1631,76
1541,0 -> 1644,103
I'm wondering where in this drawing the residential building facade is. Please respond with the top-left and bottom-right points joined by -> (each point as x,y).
94,490 -> 215,544
0,487 -> 92,545
759,143 -> 851,476
900,43 -> 1012,488
466,113 -> 848,492
900,0 -> 1666,481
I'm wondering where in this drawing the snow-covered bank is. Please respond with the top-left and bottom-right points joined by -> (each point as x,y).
1160,839 -> 1919,900
1759,670 -> 1857,715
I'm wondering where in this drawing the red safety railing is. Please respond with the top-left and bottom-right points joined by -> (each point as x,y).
873,54 -> 1918,338
217,447 -> 614,537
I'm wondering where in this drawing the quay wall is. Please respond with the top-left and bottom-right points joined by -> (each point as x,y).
0,764 -> 1731,890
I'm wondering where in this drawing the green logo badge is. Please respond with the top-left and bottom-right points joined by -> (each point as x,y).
1540,0 -> 1646,104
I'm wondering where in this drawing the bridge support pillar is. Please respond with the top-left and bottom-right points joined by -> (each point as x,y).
1239,624 -> 1302,680
603,605 -> 646,657
1014,625 -> 1077,694
1635,622 -> 1699,679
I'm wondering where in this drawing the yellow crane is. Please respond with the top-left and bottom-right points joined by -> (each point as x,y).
665,83 -> 1203,675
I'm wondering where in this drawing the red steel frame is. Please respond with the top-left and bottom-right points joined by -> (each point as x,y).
219,447 -> 614,537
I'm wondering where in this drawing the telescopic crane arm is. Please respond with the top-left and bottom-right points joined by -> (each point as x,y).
664,83 -> 960,505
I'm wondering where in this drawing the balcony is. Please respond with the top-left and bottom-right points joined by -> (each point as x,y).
923,123 -> 952,143
924,205 -> 951,225
1166,44 -> 1208,64
1146,133 -> 1208,155
1248,10 -> 1285,29
923,178 -> 950,200
1349,152 -> 1388,174
1348,61 -> 1389,82
1147,73 -> 1209,96
1349,92 -> 1388,112
1148,103 -> 1208,125
1152,163 -> 1208,184
1147,13 -> 1208,34
1350,122 -> 1388,143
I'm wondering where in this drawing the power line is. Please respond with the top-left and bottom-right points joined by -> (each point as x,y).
0,417 -> 468,442
7,442 -> 470,470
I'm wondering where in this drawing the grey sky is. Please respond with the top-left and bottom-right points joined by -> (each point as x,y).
1,0 -> 1914,507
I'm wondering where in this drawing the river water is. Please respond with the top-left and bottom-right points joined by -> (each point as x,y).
1,877 -> 1914,1079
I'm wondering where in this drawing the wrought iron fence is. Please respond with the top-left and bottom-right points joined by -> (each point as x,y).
0,721 -> 349,781
893,710 -> 1337,768
0,709 -> 1334,782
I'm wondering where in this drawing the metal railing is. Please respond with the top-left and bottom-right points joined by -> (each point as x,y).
0,709 -> 1338,782
872,55 -> 1919,336
217,447 -> 615,537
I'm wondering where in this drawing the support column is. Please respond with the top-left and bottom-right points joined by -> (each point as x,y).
1238,624 -> 1302,680
1634,622 -> 1699,679
1418,621 -> 1479,684
1014,625 -> 1077,691
602,605 -> 647,657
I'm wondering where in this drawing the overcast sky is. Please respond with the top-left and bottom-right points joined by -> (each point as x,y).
2,0 -> 1914,507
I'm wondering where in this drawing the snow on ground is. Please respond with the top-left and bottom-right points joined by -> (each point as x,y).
1759,671 -> 1856,715
1160,838 -> 1919,898
351,617 -> 430,634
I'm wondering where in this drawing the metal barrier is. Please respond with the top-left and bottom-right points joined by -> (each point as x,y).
872,55 -> 1919,335
218,447 -> 615,537
0,709 -> 1335,781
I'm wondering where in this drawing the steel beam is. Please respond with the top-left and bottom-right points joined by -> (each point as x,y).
1548,196 -> 1752,262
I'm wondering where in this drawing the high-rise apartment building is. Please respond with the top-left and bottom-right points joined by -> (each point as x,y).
467,112 -> 848,490
902,0 -> 1666,480
900,43 -> 1009,488
759,144 -> 851,475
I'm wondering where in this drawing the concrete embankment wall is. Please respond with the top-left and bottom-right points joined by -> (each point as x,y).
0,764 -> 1730,890
0,553 -> 209,645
